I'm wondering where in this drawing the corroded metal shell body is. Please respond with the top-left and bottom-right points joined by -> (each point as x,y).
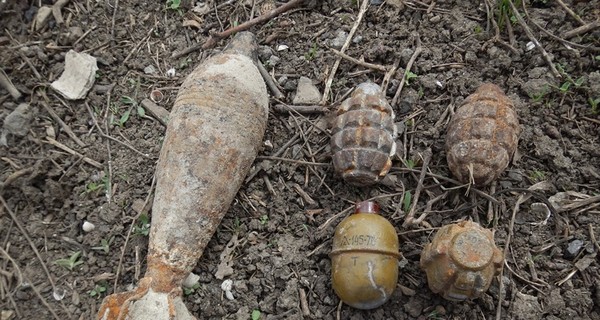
420,220 -> 503,301
445,83 -> 520,186
330,201 -> 400,310
331,83 -> 397,187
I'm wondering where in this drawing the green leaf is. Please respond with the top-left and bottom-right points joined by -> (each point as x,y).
120,96 -> 136,105
559,81 -> 571,92
119,110 -> 131,126
574,77 -> 585,87
251,310 -> 261,320
403,191 -> 412,213
137,105 -> 146,117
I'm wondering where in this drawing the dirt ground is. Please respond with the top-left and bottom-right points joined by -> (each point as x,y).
1,0 -> 600,319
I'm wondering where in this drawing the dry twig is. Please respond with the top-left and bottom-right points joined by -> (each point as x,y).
0,196 -> 68,319
321,0 -> 370,105
257,60 -> 285,99
391,35 -> 423,107
562,19 -> 600,39
508,0 -> 561,78
39,98 -> 86,148
45,137 -> 103,168
0,68 -> 22,100
272,104 -> 326,114
555,0 -> 586,26
172,0 -> 304,58
330,48 -> 389,72
402,148 -> 432,227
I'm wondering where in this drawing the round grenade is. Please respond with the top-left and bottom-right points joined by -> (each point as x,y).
330,201 -> 400,309
420,220 -> 503,301
330,82 -> 397,187
445,83 -> 520,186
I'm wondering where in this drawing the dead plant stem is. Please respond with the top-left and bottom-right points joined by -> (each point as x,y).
321,0 -> 369,105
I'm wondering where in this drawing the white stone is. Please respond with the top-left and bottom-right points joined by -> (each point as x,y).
82,221 -> 95,232
51,50 -> 98,100
293,76 -> 321,105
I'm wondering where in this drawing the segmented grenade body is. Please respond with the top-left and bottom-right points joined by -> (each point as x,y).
330,201 -> 400,309
331,83 -> 397,186
420,221 -> 503,301
445,83 -> 520,186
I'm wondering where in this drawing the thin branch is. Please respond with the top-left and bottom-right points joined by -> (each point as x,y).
321,0 -> 370,105
202,0 -> 305,50
555,0 -> 586,26
402,148 -> 432,227
257,60 -> 285,100
391,35 -> 422,107
508,0 -> 561,78
330,48 -> 389,72
562,19 -> 600,39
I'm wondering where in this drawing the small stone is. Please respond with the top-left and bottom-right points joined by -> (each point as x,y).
352,35 -> 363,44
330,31 -> 348,50
429,15 -> 442,23
292,76 -> 321,105
511,292 -> 542,320
82,221 -> 95,232
182,273 -> 200,288
51,50 -> 98,100
257,45 -> 273,61
33,6 -> 52,31
544,125 -> 561,139
1,103 -> 33,146
144,65 -> 156,74
68,26 -> 84,43
566,239 -> 584,258
268,55 -> 280,67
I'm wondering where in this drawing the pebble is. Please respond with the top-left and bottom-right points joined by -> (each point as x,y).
292,76 -> 321,104
268,55 -> 280,67
144,65 -> 156,74
330,31 -> 348,50
566,239 -> 584,258
82,221 -> 95,232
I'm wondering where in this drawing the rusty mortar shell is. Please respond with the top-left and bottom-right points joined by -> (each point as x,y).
445,83 -> 520,186
330,201 -> 400,309
97,31 -> 268,320
420,220 -> 504,301
331,82 -> 397,187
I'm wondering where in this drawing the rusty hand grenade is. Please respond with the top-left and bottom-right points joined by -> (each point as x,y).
330,201 -> 400,309
331,82 -> 397,187
420,220 -> 503,301
445,83 -> 520,186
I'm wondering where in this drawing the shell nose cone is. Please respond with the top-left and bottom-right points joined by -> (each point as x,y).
224,31 -> 258,60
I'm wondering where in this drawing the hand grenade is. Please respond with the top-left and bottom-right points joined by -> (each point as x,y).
330,201 -> 400,309
420,220 -> 503,301
331,82 -> 397,187
445,83 -> 520,186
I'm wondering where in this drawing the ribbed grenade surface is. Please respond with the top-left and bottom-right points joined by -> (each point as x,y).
331,83 -> 397,187
445,83 -> 520,186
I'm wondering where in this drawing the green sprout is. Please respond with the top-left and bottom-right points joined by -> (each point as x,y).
91,237 -> 114,254
259,215 -> 269,225
251,309 -> 261,320
166,0 -> 181,10
183,283 -> 200,296
304,42 -> 318,61
403,191 -> 412,213
405,71 -> 418,86
89,281 -> 107,298
54,251 -> 84,271
133,214 -> 151,236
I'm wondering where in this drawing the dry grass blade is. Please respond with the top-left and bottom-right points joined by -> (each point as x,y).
321,0 -> 370,105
